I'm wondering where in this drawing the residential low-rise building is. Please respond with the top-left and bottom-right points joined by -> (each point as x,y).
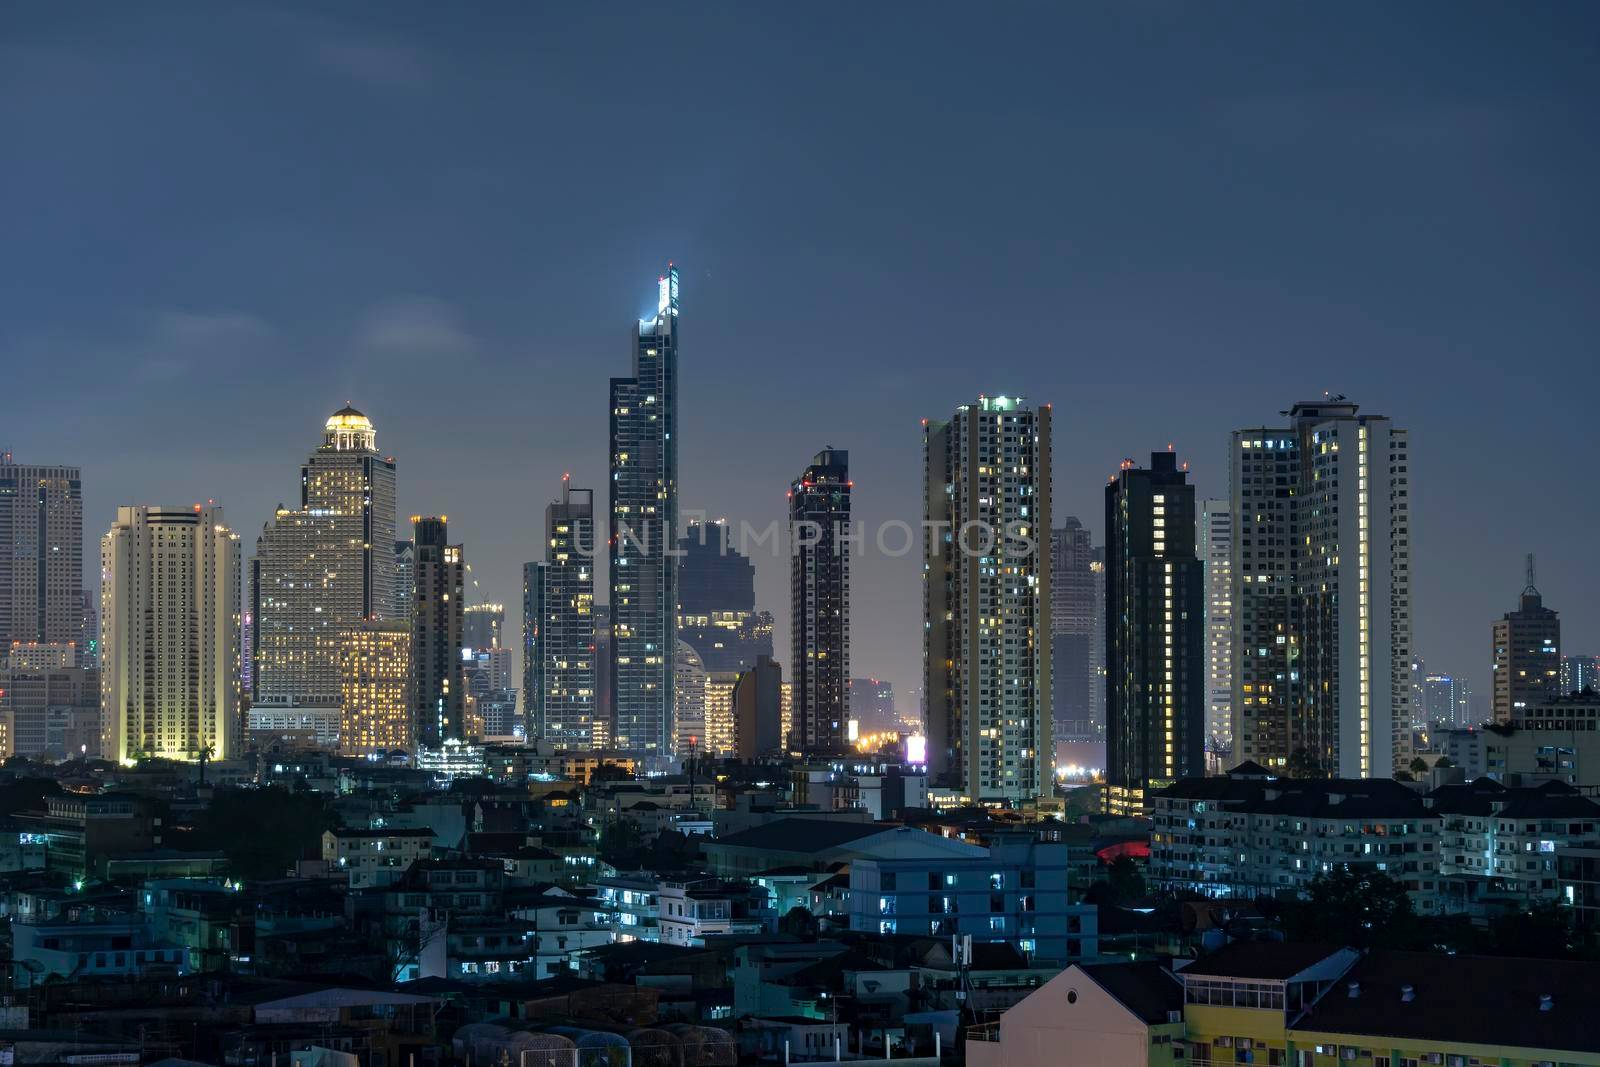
658,875 -> 775,945
10,917 -> 187,987
847,832 -> 1097,965
321,827 -> 436,888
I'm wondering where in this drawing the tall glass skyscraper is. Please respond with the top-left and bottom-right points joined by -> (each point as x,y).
790,448 -> 851,754
1199,499 -> 1233,762
255,407 -> 397,710
1050,518 -> 1097,744
0,455 -> 83,657
526,478 -> 597,748
608,266 -> 679,759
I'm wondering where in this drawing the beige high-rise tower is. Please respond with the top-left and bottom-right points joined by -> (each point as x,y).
255,406 -> 397,709
101,505 -> 240,763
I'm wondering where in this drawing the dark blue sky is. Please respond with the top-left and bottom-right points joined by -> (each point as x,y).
4,2 -> 1597,713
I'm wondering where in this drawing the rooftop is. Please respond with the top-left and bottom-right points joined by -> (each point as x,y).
1080,961 -> 1183,1025
1180,942 -> 1349,981
1294,951 -> 1600,1053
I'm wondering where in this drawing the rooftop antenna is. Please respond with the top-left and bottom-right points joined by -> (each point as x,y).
1524,553 -> 1539,596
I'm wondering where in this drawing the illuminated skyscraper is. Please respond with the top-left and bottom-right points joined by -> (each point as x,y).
411,516 -> 464,748
609,265 -> 679,759
0,456 -> 83,657
526,479 -> 596,748
1199,499 -> 1233,762
1493,560 -> 1560,723
255,406 -> 397,709
339,620 -> 412,753
1230,399 -> 1412,778
923,395 -> 1052,804
100,505 -> 240,763
1105,452 -> 1204,814
790,448 -> 851,754
1050,518 -> 1097,744
1562,654 -> 1599,696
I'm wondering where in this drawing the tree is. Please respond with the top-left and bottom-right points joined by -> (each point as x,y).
1488,900 -> 1574,959
1408,757 -> 1430,775
780,906 -> 821,939
598,816 -> 644,866
1285,747 -> 1325,779
1434,757 -> 1454,769
1107,855 -> 1147,902
1282,867 -> 1418,949
0,776 -> 61,817
189,787 -> 336,880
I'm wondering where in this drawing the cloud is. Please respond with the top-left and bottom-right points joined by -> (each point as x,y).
354,296 -> 476,360
312,38 -> 432,91
131,310 -> 275,381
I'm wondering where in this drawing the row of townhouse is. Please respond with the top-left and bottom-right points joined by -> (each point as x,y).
1149,763 -> 1445,911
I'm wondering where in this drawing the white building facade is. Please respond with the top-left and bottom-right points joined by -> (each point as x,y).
1230,399 -> 1412,778
101,505 -> 241,762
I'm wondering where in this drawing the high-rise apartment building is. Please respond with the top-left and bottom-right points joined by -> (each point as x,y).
411,516 -> 464,749
1420,671 -> 1472,729
1230,399 -> 1412,778
339,620 -> 412,753
1199,499 -> 1233,760
1105,452 -> 1204,814
1050,518 -> 1098,744
100,505 -> 240,763
1563,654 -> 1600,696
255,407 -> 397,708
1493,564 -> 1560,723
525,480 -> 596,748
609,266 -> 679,759
790,448 -> 851,754
923,395 -> 1052,805
678,521 -> 773,673
0,456 -> 83,658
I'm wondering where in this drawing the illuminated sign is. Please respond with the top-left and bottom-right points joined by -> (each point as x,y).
905,734 -> 927,765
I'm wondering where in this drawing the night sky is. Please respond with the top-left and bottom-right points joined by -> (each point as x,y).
5,2 -> 1597,717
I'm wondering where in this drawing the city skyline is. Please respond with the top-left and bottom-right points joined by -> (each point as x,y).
6,4 -> 1599,724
